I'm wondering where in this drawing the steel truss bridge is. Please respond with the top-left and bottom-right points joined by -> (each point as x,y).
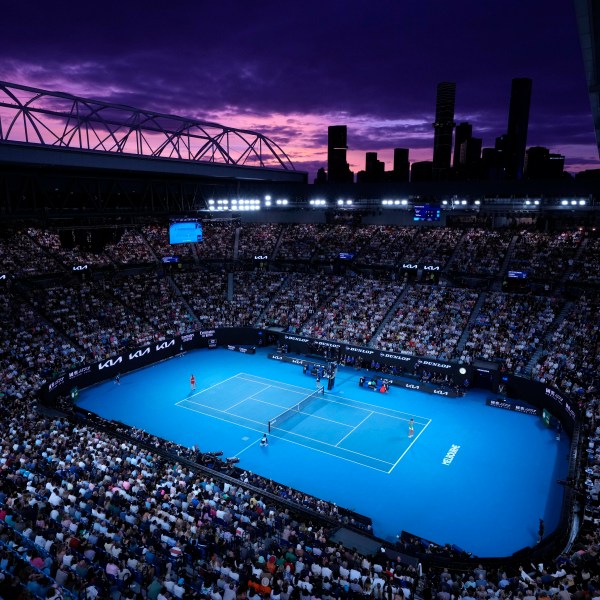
0,81 -> 306,218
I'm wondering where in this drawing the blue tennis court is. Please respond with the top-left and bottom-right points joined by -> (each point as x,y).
176,372 -> 431,472
76,346 -> 570,557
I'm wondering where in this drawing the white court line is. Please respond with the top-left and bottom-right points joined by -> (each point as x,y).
184,373 -> 244,401
235,437 -> 260,457
176,401 -> 392,473
335,411 -> 374,448
387,419 -> 432,474
237,373 -> 316,394
177,398 -> 266,427
188,372 -> 428,425
319,390 -> 432,423
177,398 -> 393,465
248,396 -> 354,428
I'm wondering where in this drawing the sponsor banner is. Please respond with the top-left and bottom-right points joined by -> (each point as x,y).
268,353 -> 327,370
346,346 -> 375,356
379,351 -> 413,362
200,330 -> 216,338
417,359 -> 452,370
128,347 -> 151,361
486,397 -> 540,416
72,264 -> 89,271
227,344 -> 256,355
68,365 -> 91,380
98,356 -> 123,370
284,334 -> 310,344
545,387 -> 576,422
155,339 -> 176,352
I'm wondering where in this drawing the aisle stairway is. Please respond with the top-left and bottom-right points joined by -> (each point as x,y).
454,291 -> 488,355
523,300 -> 574,374
367,284 -> 412,347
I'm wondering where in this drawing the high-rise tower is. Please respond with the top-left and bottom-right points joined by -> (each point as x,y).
505,78 -> 532,180
432,82 -> 457,180
327,125 -> 353,183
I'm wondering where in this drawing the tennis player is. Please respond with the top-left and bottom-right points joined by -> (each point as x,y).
260,434 -> 268,447
408,418 -> 414,438
190,374 -> 196,391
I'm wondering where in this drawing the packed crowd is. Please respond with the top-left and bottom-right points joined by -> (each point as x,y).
568,236 -> 600,285
1,222 -> 599,599
375,285 -> 479,360
237,225 -> 282,261
175,272 -> 287,329
354,227 -> 417,268
301,279 -> 405,346
508,231 -> 582,282
27,229 -> 114,269
277,225 -> 329,261
26,280 -> 160,362
530,296 -> 599,403
258,274 -> 343,332
421,555 -> 600,600
448,229 -> 514,276
460,293 -> 562,373
0,389 -> 419,600
104,230 -> 157,265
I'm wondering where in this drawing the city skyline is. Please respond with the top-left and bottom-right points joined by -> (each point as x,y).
2,0 -> 597,182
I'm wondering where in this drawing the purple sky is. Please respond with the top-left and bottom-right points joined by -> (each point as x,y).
3,0 -> 598,181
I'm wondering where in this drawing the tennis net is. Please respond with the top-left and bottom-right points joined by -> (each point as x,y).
268,385 -> 325,433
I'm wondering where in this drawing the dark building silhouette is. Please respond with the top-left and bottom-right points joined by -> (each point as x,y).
391,148 -> 410,182
459,137 -> 483,179
327,125 -> 354,183
453,122 -> 472,169
481,148 -> 503,180
411,160 -> 433,182
432,82 -> 456,180
314,167 -> 327,184
524,146 -> 565,179
505,77 -> 532,180
575,0 -> 600,159
357,152 -> 386,183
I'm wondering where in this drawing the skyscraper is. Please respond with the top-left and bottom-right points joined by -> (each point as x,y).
327,125 -> 353,183
453,122 -> 472,169
505,77 -> 532,180
432,82 -> 456,180
392,148 -> 410,182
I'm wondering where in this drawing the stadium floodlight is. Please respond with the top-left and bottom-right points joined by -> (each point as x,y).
570,200 -> 577,205
282,199 -> 288,205
461,200 -> 467,205
346,199 -> 353,205
265,200 -> 271,206
534,200 -> 540,205
474,200 -> 481,205
265,195 -> 271,201
394,200 -> 400,205
579,199 -> 586,205
441,200 -> 448,205
337,199 -> 344,206
560,200 -> 568,206
208,199 -> 215,205
525,200 -> 531,205
401,199 -> 408,206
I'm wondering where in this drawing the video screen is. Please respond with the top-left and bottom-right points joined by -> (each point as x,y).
169,219 -> 203,245
507,270 -> 528,279
413,205 -> 441,222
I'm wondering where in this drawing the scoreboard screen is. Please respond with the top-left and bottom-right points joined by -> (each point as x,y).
413,205 -> 441,222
